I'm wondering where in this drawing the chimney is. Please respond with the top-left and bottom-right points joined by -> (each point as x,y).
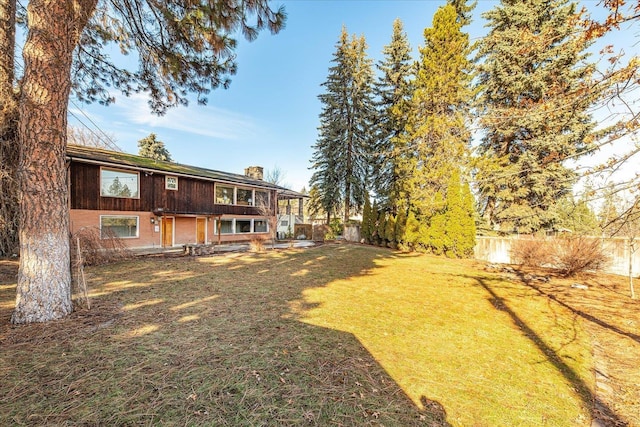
244,166 -> 263,180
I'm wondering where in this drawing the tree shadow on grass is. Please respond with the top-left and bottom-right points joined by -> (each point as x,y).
472,274 -> 629,427
513,270 -> 640,345
0,246 -> 449,426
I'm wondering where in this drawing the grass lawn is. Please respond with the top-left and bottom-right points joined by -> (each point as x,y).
1,243 -> 636,426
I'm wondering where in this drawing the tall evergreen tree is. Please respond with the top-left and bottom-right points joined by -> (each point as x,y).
373,19 -> 414,212
310,27 -> 376,225
447,0 -> 477,26
138,133 -> 173,162
397,4 -> 475,256
475,0 -> 596,234
407,3 -> 473,216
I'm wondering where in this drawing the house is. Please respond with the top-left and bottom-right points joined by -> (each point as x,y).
67,145 -> 305,249
276,197 -> 305,239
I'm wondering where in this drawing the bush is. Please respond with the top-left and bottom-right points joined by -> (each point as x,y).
511,238 -> 554,267
249,237 -> 267,252
71,226 -> 131,266
551,236 -> 609,277
329,218 -> 343,237
511,236 -> 609,277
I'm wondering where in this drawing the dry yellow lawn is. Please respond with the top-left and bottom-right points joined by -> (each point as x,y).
1,243 -> 638,426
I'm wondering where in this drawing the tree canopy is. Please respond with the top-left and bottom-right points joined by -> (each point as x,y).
475,0 -> 596,234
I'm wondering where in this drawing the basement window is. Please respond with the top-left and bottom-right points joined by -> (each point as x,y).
100,215 -> 139,239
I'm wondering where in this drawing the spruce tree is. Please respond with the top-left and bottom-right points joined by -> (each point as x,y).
373,19 -> 414,212
475,0 -> 596,233
310,27 -> 376,225
447,0 -> 477,26
138,133 -> 172,162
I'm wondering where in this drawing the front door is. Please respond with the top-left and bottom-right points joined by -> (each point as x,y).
162,217 -> 174,247
196,218 -> 206,244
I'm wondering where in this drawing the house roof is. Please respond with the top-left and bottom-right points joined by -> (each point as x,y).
66,144 -> 306,199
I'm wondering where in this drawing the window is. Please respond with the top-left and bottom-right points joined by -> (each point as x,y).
165,176 -> 178,190
236,188 -> 252,206
101,168 -> 139,198
280,220 -> 289,227
255,190 -> 269,209
236,220 -> 251,233
215,218 -> 269,234
100,216 -> 139,238
219,220 -> 233,234
216,185 -> 234,204
254,220 -> 268,233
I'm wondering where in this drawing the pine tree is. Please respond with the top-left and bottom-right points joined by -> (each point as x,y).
475,0 -> 596,234
310,27 -> 376,225
138,133 -> 172,162
373,19 -> 414,212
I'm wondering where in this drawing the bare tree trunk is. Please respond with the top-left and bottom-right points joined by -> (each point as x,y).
12,0 -> 97,324
0,0 -> 19,257
630,237 -> 636,300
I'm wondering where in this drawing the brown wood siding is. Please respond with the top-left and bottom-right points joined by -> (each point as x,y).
69,162 -> 99,210
70,162 -> 276,216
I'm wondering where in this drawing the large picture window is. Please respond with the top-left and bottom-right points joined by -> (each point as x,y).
100,216 -> 139,239
215,185 -> 234,204
219,220 -> 233,234
101,168 -> 139,198
236,220 -> 252,233
236,188 -> 252,206
254,220 -> 268,233
214,218 -> 269,234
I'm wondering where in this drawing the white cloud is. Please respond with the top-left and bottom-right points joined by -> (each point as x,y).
113,93 -> 261,141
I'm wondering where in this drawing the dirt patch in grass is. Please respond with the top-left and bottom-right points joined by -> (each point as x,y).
1,247 -> 638,426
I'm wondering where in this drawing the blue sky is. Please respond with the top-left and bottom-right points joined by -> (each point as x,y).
67,1 -> 633,192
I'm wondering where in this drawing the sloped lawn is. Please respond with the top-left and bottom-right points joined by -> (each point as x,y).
1,244 -> 635,426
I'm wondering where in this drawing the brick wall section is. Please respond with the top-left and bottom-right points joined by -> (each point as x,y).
70,209 -> 161,248
71,209 -> 273,248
